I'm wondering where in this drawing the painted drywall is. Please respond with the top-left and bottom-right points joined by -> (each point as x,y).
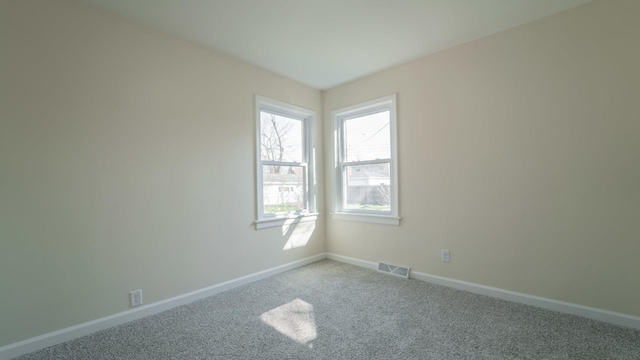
0,0 -> 324,346
323,0 -> 639,317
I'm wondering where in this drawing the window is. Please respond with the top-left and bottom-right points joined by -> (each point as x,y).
332,94 -> 400,225
255,96 -> 317,229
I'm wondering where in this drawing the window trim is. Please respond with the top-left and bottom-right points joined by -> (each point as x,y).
255,95 -> 317,229
331,94 -> 400,225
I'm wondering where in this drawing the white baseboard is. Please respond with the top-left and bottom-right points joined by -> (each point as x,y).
326,252 -> 640,331
326,253 -> 378,270
0,253 -> 326,360
4,252 -> 638,360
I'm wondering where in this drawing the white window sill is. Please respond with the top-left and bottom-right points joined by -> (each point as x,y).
331,212 -> 401,226
255,213 -> 319,230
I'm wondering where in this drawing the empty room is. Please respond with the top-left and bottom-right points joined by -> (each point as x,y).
1,0 -> 638,358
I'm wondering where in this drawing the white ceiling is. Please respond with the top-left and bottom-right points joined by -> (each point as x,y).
80,0 -> 592,90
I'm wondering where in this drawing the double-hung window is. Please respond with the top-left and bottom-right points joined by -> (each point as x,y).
332,94 -> 400,225
255,96 -> 317,229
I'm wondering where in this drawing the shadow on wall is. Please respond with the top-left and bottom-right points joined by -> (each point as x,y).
281,218 -> 316,250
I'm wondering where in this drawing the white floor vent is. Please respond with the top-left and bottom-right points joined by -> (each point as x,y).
377,262 -> 410,279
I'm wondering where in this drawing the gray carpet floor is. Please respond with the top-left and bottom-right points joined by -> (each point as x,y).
15,260 -> 640,359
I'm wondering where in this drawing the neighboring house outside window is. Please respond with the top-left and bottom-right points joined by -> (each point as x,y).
255,96 -> 317,229
331,94 -> 400,225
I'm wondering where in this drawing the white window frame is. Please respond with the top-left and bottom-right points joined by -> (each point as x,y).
255,96 -> 317,230
331,94 -> 400,226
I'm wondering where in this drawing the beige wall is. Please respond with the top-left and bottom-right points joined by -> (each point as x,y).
324,0 -> 639,317
1,0 -> 638,349
0,0 -> 324,346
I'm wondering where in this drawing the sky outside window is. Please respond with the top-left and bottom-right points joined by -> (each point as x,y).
344,110 -> 390,162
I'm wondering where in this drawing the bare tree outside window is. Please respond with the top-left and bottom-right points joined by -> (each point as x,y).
255,96 -> 316,227
261,113 -> 293,172
260,111 -> 305,214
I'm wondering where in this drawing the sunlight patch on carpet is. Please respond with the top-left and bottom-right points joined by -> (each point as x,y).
260,298 -> 317,344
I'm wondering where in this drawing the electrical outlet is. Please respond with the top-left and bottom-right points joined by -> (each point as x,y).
130,289 -> 143,307
440,249 -> 450,263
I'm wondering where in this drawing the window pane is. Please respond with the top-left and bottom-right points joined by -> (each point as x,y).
344,110 -> 390,162
262,165 -> 305,214
260,111 -> 303,163
344,163 -> 390,211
